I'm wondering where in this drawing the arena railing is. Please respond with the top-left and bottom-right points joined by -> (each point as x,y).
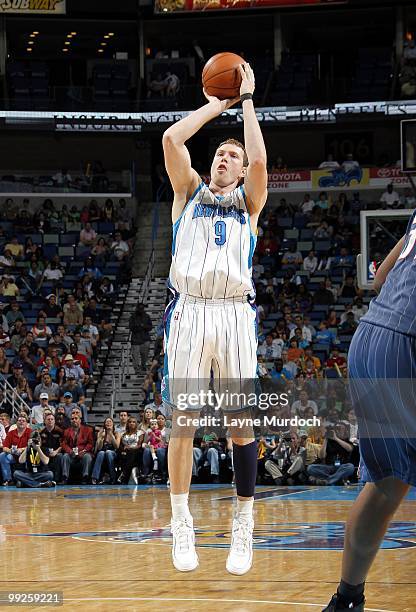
0,373 -> 32,423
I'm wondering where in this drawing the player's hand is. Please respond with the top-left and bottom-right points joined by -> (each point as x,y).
203,89 -> 240,114
239,63 -> 255,96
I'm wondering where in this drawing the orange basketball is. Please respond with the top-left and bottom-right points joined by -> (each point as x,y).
202,52 -> 244,100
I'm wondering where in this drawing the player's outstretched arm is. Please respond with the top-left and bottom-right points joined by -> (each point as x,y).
162,95 -> 239,222
239,63 -> 268,220
374,235 -> 405,293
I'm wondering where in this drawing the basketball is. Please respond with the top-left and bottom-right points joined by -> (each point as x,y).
202,52 -> 244,100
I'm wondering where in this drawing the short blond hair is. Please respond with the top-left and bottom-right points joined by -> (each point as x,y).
218,138 -> 248,167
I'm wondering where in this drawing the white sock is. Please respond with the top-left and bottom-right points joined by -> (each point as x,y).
170,492 -> 191,520
153,459 -> 158,471
151,452 -> 157,461
236,498 -> 254,519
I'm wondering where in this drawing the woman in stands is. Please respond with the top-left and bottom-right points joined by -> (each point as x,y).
0,347 -> 10,376
118,417 -> 144,484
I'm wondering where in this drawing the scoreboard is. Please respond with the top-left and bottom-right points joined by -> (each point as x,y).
155,0 -> 348,13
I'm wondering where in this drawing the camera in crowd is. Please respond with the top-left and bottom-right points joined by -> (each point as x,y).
28,432 -> 41,448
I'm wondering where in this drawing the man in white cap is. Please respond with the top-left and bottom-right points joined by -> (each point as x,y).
31,393 -> 53,427
63,354 -> 86,385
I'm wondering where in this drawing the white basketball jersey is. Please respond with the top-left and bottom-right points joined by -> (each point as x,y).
169,182 -> 256,300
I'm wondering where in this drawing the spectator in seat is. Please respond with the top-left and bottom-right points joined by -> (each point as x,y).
339,312 -> 358,334
78,256 -> 102,280
0,275 -> 19,297
111,231 -> 130,261
63,355 -> 86,387
287,338 -> 305,362
299,193 -> 315,214
63,295 -> 83,327
351,297 -> 368,320
117,417 -> 144,484
60,409 -> 93,485
91,237 -> 109,268
42,261 -> 64,284
340,274 -> 358,299
257,230 -> 279,257
0,324 -> 10,348
0,347 -> 10,376
270,358 -> 294,382
325,348 -> 346,369
129,303 -> 152,375
79,223 -> 97,247
380,183 -> 400,209
31,393 -> 53,427
55,405 -> 70,431
0,249 -> 15,270
4,236 -> 24,260
314,221 -> 332,239
148,73 -> 168,98
307,422 -> 355,485
0,412 -> 32,485
315,321 -> 336,346
13,375 -> 33,405
192,431 -> 222,484
5,301 -> 25,327
290,316 -> 312,344
91,417 -> 119,485
56,324 -> 73,350
31,316 -> 52,348
291,390 -> 318,416
39,294 -> 63,320
400,187 -> 416,209
83,297 -> 100,323
14,430 -> 55,488
34,371 -> 60,402
341,154 -> 360,173
257,334 -> 282,360
0,412 -> 11,434
303,250 -> 318,274
115,410 -> 129,435
142,417 -> 168,481
313,281 -> 335,306
282,244 -> 303,269
319,154 -> 340,170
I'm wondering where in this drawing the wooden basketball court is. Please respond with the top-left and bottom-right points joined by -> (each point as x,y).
0,485 -> 414,611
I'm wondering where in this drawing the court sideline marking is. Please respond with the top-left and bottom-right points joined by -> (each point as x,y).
62,596 -> 398,611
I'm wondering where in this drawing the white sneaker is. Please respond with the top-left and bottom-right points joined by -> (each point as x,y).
171,516 -> 199,572
226,515 -> 254,575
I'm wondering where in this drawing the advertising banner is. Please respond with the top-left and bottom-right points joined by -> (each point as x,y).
155,0 -> 347,13
0,0 -> 66,14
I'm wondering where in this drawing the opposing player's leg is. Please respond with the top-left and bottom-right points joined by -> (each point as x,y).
323,477 -> 410,611
323,322 -> 415,610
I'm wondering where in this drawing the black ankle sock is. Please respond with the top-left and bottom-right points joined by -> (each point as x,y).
338,579 -> 365,604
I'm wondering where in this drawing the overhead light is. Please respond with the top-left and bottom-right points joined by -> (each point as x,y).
71,31 -> 77,35
67,34 -> 72,38
64,41 -> 70,45
101,42 -> 107,46
33,31 -> 39,35
63,48 -> 68,52
29,34 -> 36,38
28,41 -> 34,45
108,33 -> 114,36
26,48 -> 33,52
104,35 -> 110,39
98,49 -> 104,53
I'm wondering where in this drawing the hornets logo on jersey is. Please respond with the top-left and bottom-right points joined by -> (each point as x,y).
169,182 -> 256,300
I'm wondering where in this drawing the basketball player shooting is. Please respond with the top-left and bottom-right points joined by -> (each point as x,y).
323,229 -> 414,611
162,62 -> 268,574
